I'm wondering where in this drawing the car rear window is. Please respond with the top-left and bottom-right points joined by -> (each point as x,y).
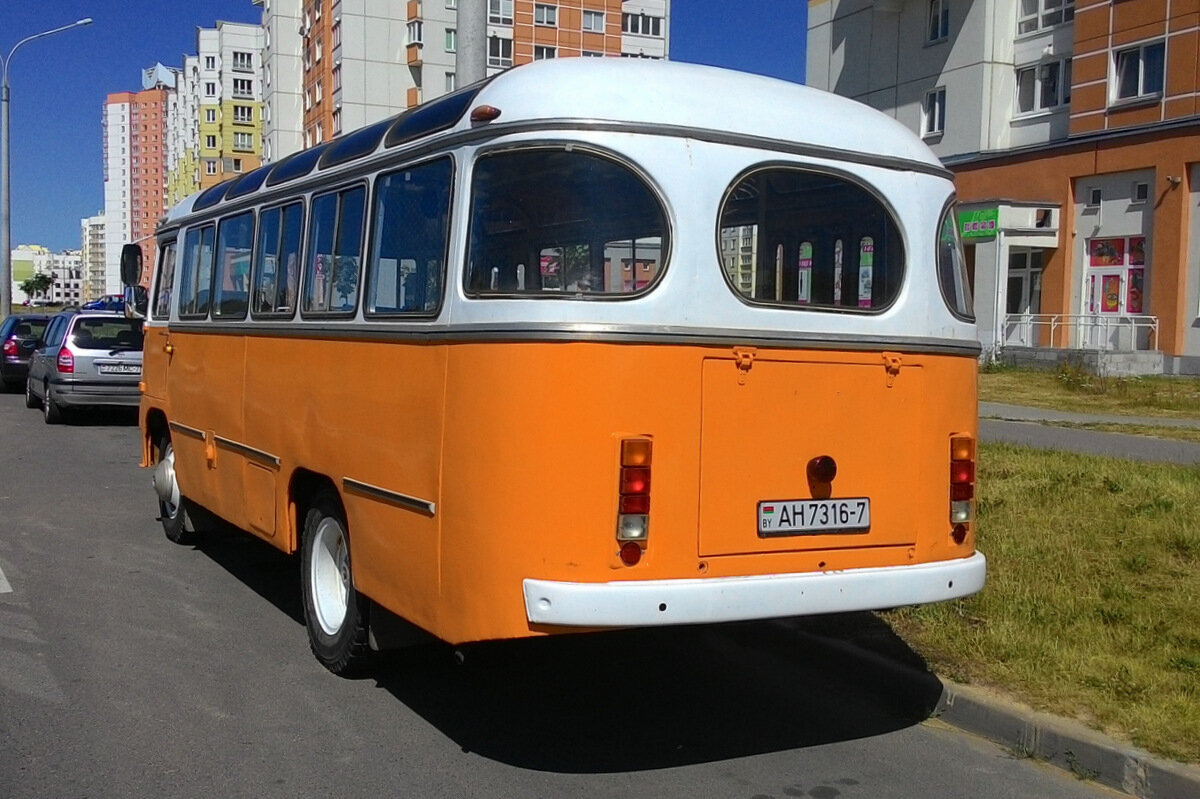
14,320 -> 47,339
70,318 -> 145,351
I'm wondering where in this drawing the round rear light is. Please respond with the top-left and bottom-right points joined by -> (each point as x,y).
619,542 -> 642,566
807,455 -> 837,483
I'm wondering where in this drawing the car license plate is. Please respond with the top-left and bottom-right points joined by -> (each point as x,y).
758,498 -> 870,537
98,363 -> 141,375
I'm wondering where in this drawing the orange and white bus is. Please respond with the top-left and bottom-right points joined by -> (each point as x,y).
125,59 -> 985,674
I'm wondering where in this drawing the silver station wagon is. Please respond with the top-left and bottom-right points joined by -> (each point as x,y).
25,311 -> 144,424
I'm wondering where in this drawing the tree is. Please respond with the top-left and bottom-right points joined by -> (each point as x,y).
20,272 -> 53,300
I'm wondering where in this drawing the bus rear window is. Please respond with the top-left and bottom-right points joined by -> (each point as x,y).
466,148 -> 667,297
718,168 -> 904,311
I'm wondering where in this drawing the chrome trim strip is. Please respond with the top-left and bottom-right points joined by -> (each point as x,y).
343,478 -> 436,517
168,421 -> 206,441
162,322 -> 982,357
213,436 -> 281,469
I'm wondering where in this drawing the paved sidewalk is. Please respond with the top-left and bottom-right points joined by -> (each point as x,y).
979,402 -> 1200,464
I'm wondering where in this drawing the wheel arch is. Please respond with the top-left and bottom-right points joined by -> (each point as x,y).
287,469 -> 343,555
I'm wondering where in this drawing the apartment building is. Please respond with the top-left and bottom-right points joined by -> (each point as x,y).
8,246 -> 82,305
195,22 -> 266,190
80,214 -> 107,303
104,69 -> 173,293
167,55 -> 202,207
256,0 -> 670,162
807,0 -> 1200,374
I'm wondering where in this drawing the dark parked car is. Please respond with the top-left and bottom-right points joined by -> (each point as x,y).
0,313 -> 50,391
25,310 -> 144,424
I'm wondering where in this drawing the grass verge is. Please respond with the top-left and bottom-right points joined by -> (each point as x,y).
883,442 -> 1200,763
980,365 -> 1200,418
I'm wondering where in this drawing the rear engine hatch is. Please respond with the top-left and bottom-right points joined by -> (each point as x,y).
698,352 -> 925,557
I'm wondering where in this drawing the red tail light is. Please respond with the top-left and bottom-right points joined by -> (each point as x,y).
616,438 -> 652,558
57,348 -> 75,373
950,435 -> 975,529
2,339 -> 15,357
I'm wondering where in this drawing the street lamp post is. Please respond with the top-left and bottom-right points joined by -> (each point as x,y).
0,18 -> 93,322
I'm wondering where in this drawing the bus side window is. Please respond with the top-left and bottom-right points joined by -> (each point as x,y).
366,157 -> 453,315
153,241 -> 177,319
177,224 -> 216,318
212,211 -> 254,320
304,186 -> 365,316
252,202 -> 304,317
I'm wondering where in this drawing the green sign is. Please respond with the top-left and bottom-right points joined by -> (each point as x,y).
959,208 -> 999,239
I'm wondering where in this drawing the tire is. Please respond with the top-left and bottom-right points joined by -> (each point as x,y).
42,383 -> 62,424
24,377 -> 39,409
301,490 -> 370,675
154,435 -> 198,545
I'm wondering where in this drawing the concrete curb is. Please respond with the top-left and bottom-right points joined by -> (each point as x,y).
791,625 -> 1200,799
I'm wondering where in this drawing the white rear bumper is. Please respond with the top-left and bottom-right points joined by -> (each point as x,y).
524,552 -> 986,627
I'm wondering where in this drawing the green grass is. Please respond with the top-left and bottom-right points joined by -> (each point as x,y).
980,364 -> 1200,418
883,443 -> 1200,762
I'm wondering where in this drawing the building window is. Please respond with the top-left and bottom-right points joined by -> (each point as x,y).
534,45 -> 556,60
205,82 -> 217,97
204,56 -> 216,70
333,108 -> 342,135
1133,182 -> 1149,202
1018,0 -> 1075,35
446,0 -> 457,7
582,10 -> 605,32
408,20 -> 423,44
232,51 -> 253,71
1016,58 -> 1072,114
205,160 -> 217,175
622,13 -> 662,37
233,78 -> 253,98
333,65 -> 342,90
488,36 -> 513,68
205,134 -> 217,149
1113,41 -> 1165,102
927,0 -> 949,43
332,21 -> 341,47
234,132 -> 254,151
233,105 -> 253,123
488,0 -> 513,25
205,108 -> 217,123
582,50 -> 604,57
445,28 -> 457,52
232,158 -> 243,173
315,38 -> 323,62
534,4 -> 557,27
923,87 -> 947,136
445,71 -> 456,92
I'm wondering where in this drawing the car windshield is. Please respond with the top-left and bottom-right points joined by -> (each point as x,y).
70,318 -> 144,351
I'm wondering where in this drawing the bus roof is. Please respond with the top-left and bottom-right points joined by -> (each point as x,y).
164,59 -> 941,226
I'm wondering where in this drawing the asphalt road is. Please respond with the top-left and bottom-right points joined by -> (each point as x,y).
0,393 -> 1120,799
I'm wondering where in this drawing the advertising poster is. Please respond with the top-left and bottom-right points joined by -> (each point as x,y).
1089,238 -> 1125,266
1129,237 -> 1146,266
797,241 -> 812,304
1127,267 -> 1145,314
1102,273 -> 1121,313
858,237 -> 874,308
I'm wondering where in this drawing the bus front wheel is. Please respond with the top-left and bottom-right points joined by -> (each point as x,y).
155,435 -> 198,545
301,491 -> 370,675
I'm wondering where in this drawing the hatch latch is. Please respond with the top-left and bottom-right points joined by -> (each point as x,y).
733,347 -> 757,385
882,352 -> 903,388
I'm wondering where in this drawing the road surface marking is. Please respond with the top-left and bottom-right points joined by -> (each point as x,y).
0,564 -> 11,594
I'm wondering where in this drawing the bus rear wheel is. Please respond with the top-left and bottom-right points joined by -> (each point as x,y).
154,434 -> 198,545
301,490 -> 370,675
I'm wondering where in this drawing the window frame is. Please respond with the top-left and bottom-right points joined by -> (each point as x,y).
488,36 -> 514,68
463,144 -> 672,302
364,155 -> 456,319
1111,40 -> 1165,104
251,199 -> 307,320
299,181 -> 369,319
488,0 -> 514,25
534,45 -> 556,60
534,3 -> 558,27
1015,57 -> 1072,116
927,0 -> 950,43
1017,0 -> 1075,36
177,223 -> 217,320
211,210 -> 257,321
582,10 -> 605,32
715,163 -> 908,315
923,87 -> 947,137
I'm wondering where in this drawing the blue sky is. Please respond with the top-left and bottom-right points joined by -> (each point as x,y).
1,1 -> 807,251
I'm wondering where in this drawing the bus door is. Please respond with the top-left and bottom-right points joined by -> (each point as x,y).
167,220 -> 250,532
143,239 -> 177,404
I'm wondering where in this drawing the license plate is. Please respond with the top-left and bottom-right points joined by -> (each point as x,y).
758,498 -> 870,537
98,363 -> 141,375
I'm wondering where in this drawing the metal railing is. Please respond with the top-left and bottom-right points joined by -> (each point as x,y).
1003,313 -> 1159,352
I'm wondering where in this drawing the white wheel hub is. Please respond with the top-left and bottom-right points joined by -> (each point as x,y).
310,517 -> 350,636
153,444 -> 181,517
